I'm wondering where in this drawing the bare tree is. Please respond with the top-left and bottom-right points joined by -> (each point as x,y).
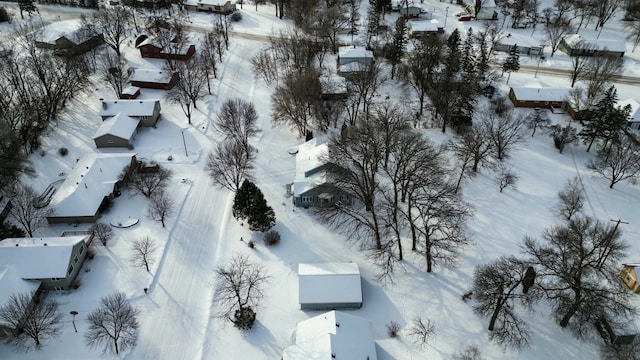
524,108 -> 551,136
7,182 -> 51,237
625,20 -> 640,52
407,316 -> 436,349
524,216 -> 635,337
555,176 -> 584,221
588,136 -> 640,189
101,50 -> 131,98
127,164 -> 173,198
214,98 -> 260,159
200,30 -> 223,92
146,190 -> 175,227
496,164 -> 519,192
0,292 -> 63,351
166,56 -> 208,124
271,69 -> 321,138
568,45 -> 592,88
579,55 -> 624,105
549,124 -> 578,153
453,344 -> 485,360
250,49 -> 279,86
450,124 -> 494,173
130,236 -> 157,272
85,292 -> 140,354
482,108 -> 528,161
594,0 -> 625,30
84,7 -> 132,57
205,140 -> 256,192
472,256 -> 537,349
89,222 -> 114,245
544,17 -> 574,57
344,62 -> 386,124
214,254 -> 269,330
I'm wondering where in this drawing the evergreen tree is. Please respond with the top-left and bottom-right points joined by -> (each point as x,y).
232,179 -> 257,220
18,0 -> 37,19
388,16 -> 407,79
502,44 -> 520,84
0,221 -> 26,239
461,28 -> 477,77
247,188 -> 276,232
365,7 -> 381,48
579,86 -> 631,152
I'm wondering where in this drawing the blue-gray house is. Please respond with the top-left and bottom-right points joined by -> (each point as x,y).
292,138 -> 352,208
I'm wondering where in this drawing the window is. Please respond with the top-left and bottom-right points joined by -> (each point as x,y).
51,278 -> 60,281
74,256 -> 79,264
108,140 -> 115,144
55,287 -> 64,291
301,196 -> 312,203
68,265 -> 74,275
79,245 -> 85,255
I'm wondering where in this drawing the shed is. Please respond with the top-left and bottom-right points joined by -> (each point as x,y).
120,86 -> 141,99
93,113 -> 140,148
399,5 -> 422,19
282,311 -> 378,360
298,262 -> 363,310
621,264 -> 640,293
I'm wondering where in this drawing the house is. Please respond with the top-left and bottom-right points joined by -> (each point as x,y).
319,75 -> 348,100
136,36 -> 196,61
0,236 -> 90,292
34,19 -> 103,56
618,99 -> 640,131
99,99 -> 162,127
298,262 -> 363,310
337,46 -> 374,76
183,0 -> 236,14
621,264 -> 640,293
120,85 -> 141,99
282,311 -> 378,360
493,33 -> 544,56
407,20 -> 444,38
292,137 -> 352,208
399,5 -> 423,19
93,113 -> 140,149
129,69 -> 179,90
508,86 -> 571,111
475,0 -> 498,20
46,153 -> 137,224
559,35 -> 626,57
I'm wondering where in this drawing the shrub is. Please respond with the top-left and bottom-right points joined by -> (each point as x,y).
59,147 -> 69,156
247,240 -> 256,249
263,230 -> 280,246
386,321 -> 401,338
230,11 -> 242,22
233,306 -> 256,330
90,222 -> 114,245
87,249 -> 95,260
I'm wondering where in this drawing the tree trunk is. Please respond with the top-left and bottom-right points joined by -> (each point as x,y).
145,260 -> 150,272
559,304 -> 579,327
488,298 -> 504,331
426,238 -> 432,272
586,136 -> 595,152
114,339 -> 119,354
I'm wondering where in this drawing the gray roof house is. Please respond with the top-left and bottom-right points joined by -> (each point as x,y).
0,235 -> 90,293
99,99 -> 161,127
298,262 -> 363,310
292,138 -> 352,208
559,35 -> 626,57
47,153 -> 137,224
282,310 -> 378,360
337,46 -> 374,76
93,113 -> 140,149
34,19 -> 103,56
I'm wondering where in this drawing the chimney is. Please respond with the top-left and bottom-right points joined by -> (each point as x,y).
84,183 -> 88,189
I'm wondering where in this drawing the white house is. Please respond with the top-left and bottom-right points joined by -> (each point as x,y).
93,113 -> 140,148
298,262 -> 363,310
337,46 -> 374,75
282,311 -> 378,360
99,99 -> 161,127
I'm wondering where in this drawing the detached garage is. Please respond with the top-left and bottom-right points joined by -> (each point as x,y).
298,262 -> 363,310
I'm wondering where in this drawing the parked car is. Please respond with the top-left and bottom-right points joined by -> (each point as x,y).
458,15 -> 475,21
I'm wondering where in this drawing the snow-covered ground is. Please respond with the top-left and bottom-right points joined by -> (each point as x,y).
1,1 -> 640,359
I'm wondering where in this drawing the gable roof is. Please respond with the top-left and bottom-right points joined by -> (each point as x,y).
338,46 -> 374,60
298,262 -> 362,306
282,311 -> 378,360
93,113 -> 140,140
293,138 -> 329,196
618,99 -> 640,122
0,265 -> 41,307
48,153 -> 135,218
562,34 -> 627,53
99,99 -> 160,118
35,19 -> 96,46
0,236 -> 86,280
129,69 -> 175,84
510,87 -> 571,102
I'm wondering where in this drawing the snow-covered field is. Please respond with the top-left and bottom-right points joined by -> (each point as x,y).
1,1 -> 640,359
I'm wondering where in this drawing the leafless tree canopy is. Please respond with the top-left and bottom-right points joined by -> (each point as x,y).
588,136 -> 640,189
128,165 -> 173,198
167,55 -> 208,124
7,182 -> 52,237
481,108 -> 528,161
555,176 -> 584,221
213,254 -> 269,322
271,69 -> 322,138
90,222 -> 114,245
85,292 -> 140,354
214,98 -> 260,158
205,140 -> 256,192
84,7 -> 132,57
100,51 -> 132,98
130,236 -> 157,272
407,316 -> 436,349
579,55 -> 624,105
146,190 -> 175,228
0,292 -> 63,351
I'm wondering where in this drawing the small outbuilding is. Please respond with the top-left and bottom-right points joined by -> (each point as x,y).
120,86 -> 141,99
129,69 -> 179,90
93,113 -> 140,149
298,262 -> 363,310
407,20 -> 444,38
621,264 -> 640,293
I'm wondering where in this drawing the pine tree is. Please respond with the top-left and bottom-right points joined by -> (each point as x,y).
579,86 -> 631,152
502,44 -> 520,84
232,179 -> 257,220
461,28 -> 477,77
388,16 -> 407,79
247,188 -> 276,232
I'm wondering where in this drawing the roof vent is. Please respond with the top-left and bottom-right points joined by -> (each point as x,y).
15,244 -> 19,246
335,322 -> 340,327
44,243 -> 47,246
331,354 -> 336,359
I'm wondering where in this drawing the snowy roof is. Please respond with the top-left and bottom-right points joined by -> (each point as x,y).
122,86 -> 140,96
562,35 -> 627,53
0,236 -> 86,280
298,263 -> 362,305
339,62 -> 370,73
510,87 -> 571,102
282,311 -> 377,360
35,19 -> 96,46
338,46 -> 374,60
499,33 -> 544,48
319,76 -> 347,95
0,266 -> 41,307
99,99 -> 160,118
130,69 -> 175,84
408,19 -> 442,32
48,153 -> 136,218
184,0 -> 231,6
618,99 -> 640,122
93,113 -> 140,140
294,138 -> 328,196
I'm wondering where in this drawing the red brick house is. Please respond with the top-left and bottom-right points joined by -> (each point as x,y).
129,69 -> 179,90
508,87 -> 571,110
137,36 -> 196,61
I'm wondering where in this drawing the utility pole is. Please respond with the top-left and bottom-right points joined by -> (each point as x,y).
610,218 -> 629,233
